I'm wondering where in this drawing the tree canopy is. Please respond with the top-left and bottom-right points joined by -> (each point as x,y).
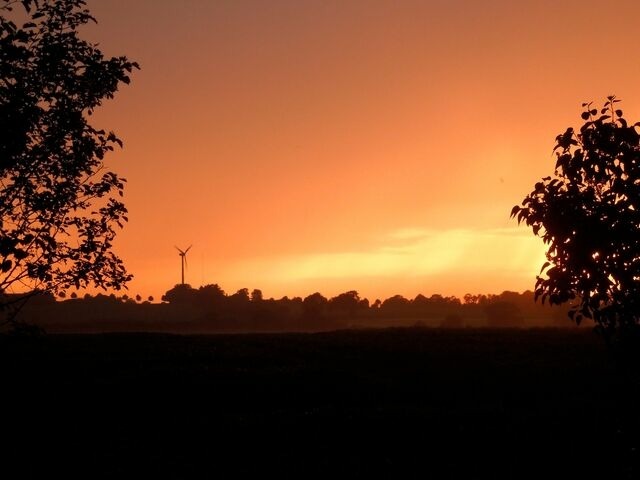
0,0 -> 138,321
512,96 -> 640,335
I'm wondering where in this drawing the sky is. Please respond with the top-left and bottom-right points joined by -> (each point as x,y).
74,0 -> 640,301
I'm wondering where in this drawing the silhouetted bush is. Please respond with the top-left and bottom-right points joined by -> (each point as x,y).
9,285 -> 575,333
513,96 -> 640,338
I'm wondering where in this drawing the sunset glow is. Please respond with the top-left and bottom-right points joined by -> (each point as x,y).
67,0 -> 640,300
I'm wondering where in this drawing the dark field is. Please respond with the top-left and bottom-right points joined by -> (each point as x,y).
3,328 -> 640,479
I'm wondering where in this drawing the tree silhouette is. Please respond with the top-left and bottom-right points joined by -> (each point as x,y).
250,288 -> 263,302
197,283 -> 226,305
512,97 -> 640,335
328,290 -> 361,319
0,0 -> 138,326
162,284 -> 196,304
302,292 -> 328,323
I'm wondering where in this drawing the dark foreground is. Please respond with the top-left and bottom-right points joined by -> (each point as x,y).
2,328 -> 640,479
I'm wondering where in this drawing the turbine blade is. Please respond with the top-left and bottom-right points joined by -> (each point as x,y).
185,245 -> 192,254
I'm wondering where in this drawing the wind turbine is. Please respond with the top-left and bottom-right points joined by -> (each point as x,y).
175,245 -> 192,285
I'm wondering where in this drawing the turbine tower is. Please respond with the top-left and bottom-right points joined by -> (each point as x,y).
175,245 -> 192,285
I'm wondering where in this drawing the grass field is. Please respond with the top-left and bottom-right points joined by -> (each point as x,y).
2,328 -> 639,478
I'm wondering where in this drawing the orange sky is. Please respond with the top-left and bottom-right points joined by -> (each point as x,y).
76,0 -> 640,301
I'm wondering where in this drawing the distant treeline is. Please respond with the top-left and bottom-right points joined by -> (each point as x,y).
4,283 -> 579,333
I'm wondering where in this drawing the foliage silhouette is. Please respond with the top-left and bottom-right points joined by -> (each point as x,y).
0,0 -> 138,327
250,288 -> 263,302
10,286 -> 570,333
328,290 -> 362,319
512,96 -> 640,336
161,284 -> 195,304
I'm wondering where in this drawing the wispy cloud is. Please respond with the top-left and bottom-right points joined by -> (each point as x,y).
223,226 -> 545,287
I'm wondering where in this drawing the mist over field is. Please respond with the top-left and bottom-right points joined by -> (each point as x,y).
9,288 -> 575,334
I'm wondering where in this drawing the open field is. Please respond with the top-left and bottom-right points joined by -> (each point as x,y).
2,328 -> 639,478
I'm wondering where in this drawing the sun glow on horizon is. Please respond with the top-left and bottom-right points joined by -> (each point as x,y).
53,0 -> 640,301
209,227 -> 546,300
